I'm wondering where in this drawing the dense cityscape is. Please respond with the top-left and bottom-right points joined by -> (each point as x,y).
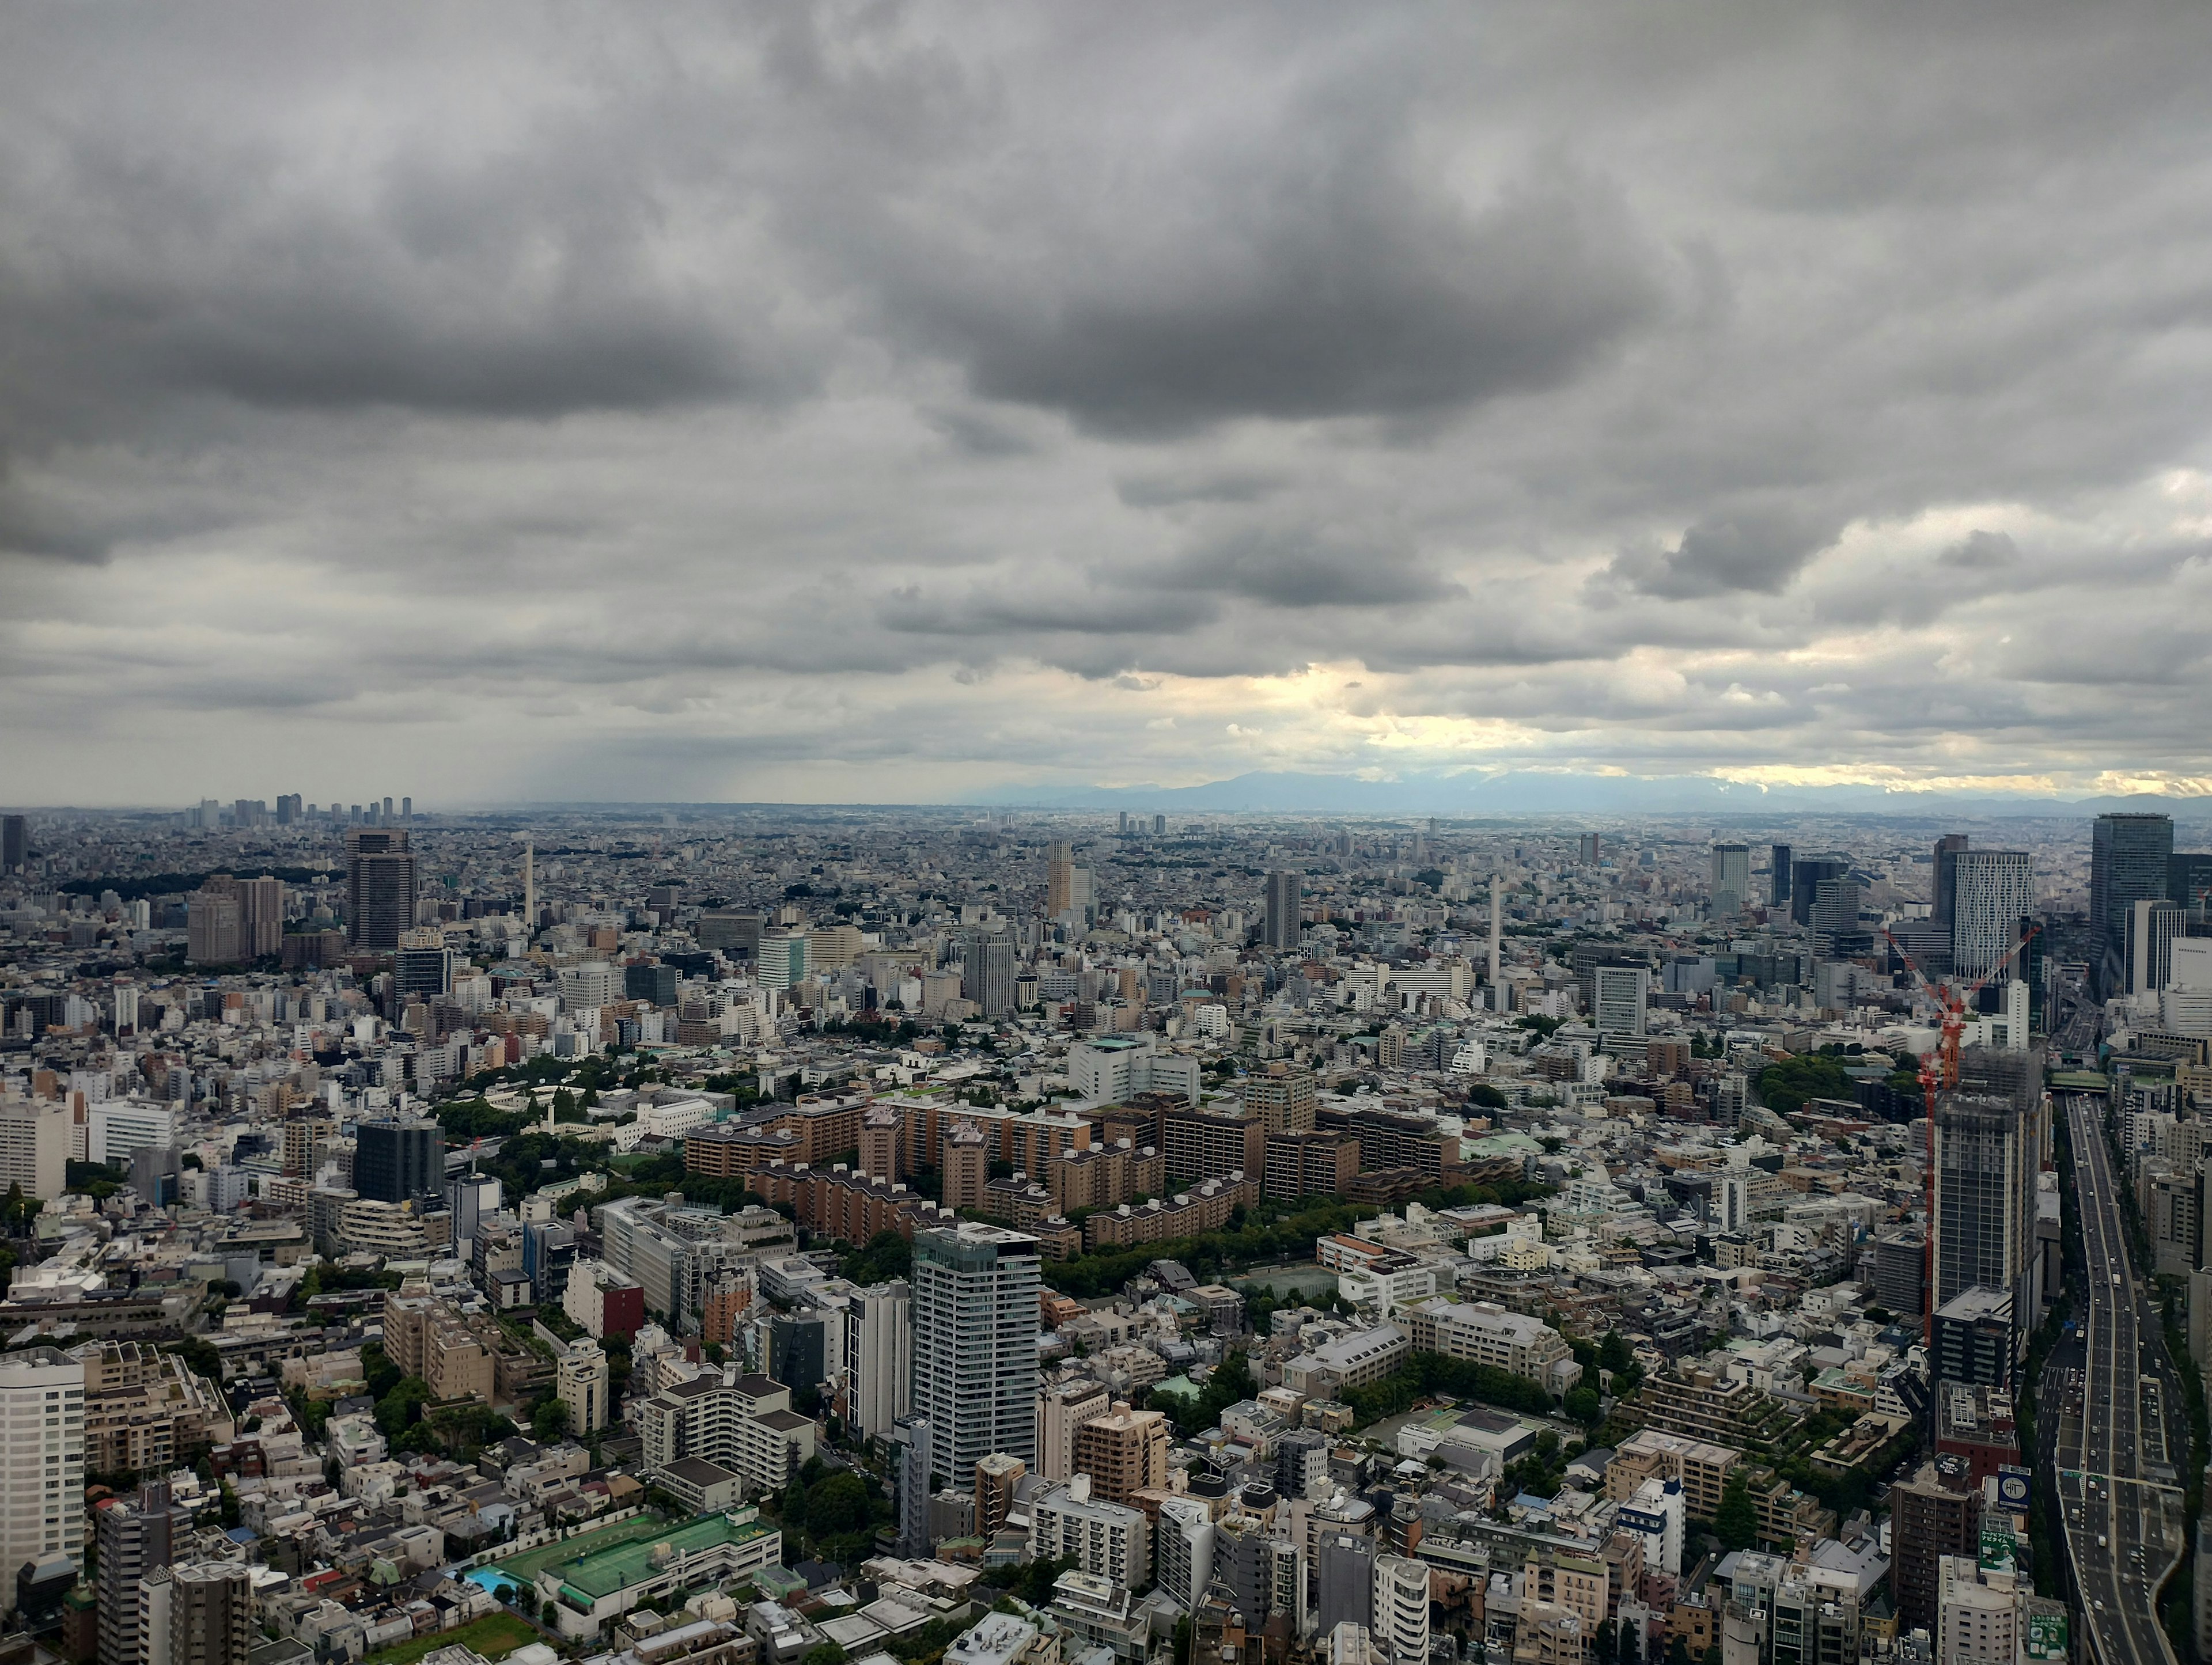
0,797 -> 2202,1665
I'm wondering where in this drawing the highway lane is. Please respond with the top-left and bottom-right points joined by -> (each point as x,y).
2055,1093 -> 2183,1665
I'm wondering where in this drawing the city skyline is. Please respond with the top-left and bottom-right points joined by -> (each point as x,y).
4,9 -> 2212,805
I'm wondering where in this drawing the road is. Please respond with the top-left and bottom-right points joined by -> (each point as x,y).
2052,1093 -> 2185,1665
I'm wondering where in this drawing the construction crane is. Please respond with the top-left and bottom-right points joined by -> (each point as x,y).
1880,920 -> 2041,1344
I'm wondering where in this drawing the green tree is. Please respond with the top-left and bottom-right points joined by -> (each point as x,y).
374,1376 -> 433,1439
531,1398 -> 570,1442
807,1470 -> 871,1537
1565,1386 -> 1603,1428
1714,1477 -> 1758,1550
218,1479 -> 241,1528
801,1648 -> 846,1665
781,1480 -> 810,1534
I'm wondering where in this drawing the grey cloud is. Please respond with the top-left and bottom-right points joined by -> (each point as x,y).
1603,509 -> 1840,600
1938,529 -> 2019,570
907,153 -> 1667,435
1147,528 -> 1458,609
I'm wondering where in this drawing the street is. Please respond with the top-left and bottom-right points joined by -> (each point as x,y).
2051,1094 -> 2186,1665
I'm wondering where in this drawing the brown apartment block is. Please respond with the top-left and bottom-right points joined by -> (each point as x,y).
1262,1131 -> 1361,1203
1072,1403 -> 1170,1506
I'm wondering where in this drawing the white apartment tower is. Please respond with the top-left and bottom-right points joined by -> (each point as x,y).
912,1222 -> 1041,1477
0,1348 -> 84,1588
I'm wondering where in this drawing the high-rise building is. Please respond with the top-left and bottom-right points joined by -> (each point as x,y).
1,814 -> 26,874
912,1222 -> 1041,1477
1770,843 -> 1793,907
1932,833 -> 1971,928
98,1482 -> 177,1665
0,1348 -> 84,1594
1593,964 -> 1649,1038
347,829 -> 417,950
1809,874 -> 1863,951
1579,832 -> 1603,865
150,1561 -> 251,1665
971,929 -> 1016,1017
0,1099 -> 70,1201
895,1416 -> 933,1556
1949,851 -> 2034,980
2093,813 -> 2174,997
185,888 -> 240,966
1790,856 -> 1848,927
1263,870 -> 1302,953
1047,841 -> 1076,918
234,875 -> 285,959
1933,1090 -> 2037,1321
1771,1572 -> 1858,1665
844,1281 -> 912,1442
394,940 -> 455,1000
354,1117 -> 441,1204
1709,844 -> 1750,917
2172,853 -> 2212,909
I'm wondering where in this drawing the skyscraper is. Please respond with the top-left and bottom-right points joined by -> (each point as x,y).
1770,842 -> 1793,906
0,1347 -> 84,1594
235,875 -> 285,960
911,1222 -> 1040,1477
1,814 -> 26,874
1932,833 -> 1971,928
1949,851 -> 2034,979
1790,855 -> 1848,927
971,928 -> 1016,1017
2092,813 -> 2173,997
1263,870 -> 1302,953
98,1482 -> 177,1665
1046,840 -> 1075,917
347,828 -> 416,950
1709,844 -> 1750,916
354,1117 -> 441,1204
1933,1088 -> 2037,1319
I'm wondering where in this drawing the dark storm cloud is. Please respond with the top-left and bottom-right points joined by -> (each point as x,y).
1938,529 -> 2020,571
904,154 -> 1667,435
1600,509 -> 1842,600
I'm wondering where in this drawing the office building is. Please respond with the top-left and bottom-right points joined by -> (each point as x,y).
2128,898 -> 2192,998
1264,870 -> 1302,953
393,939 -> 455,1000
1790,856 -> 1849,927
1710,844 -> 1750,917
971,929 -> 1016,1017
346,828 -> 416,951
444,1171 -> 501,1245
1869,1234 -> 1927,1317
844,1280 -> 912,1442
1949,851 -> 2035,980
1593,964 -> 1649,1038
1931,1288 -> 2013,1389
89,1102 -> 175,1167
912,1222 -> 1041,1476
0,1099 -> 70,1200
99,1482 -> 177,1665
1,814 -> 25,874
1932,833 -> 1971,928
1373,1556 -> 1431,1665
354,1117 -> 441,1204
768,1312 -> 826,1392
1809,874 -> 1863,952
2172,853 -> 2212,909
1933,1091 -> 2036,1321
2093,812 -> 2174,996
1770,843 -> 1793,907
0,1348 -> 84,1595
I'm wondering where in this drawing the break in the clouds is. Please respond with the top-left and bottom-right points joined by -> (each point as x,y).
5,1 -> 2212,805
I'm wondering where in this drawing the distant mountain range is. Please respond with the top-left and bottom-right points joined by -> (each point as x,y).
970,769 -> 2212,821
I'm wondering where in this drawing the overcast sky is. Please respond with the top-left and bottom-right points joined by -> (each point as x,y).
6,3 -> 2212,807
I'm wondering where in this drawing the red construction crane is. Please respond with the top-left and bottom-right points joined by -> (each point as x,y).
1880,920 -> 2041,1344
